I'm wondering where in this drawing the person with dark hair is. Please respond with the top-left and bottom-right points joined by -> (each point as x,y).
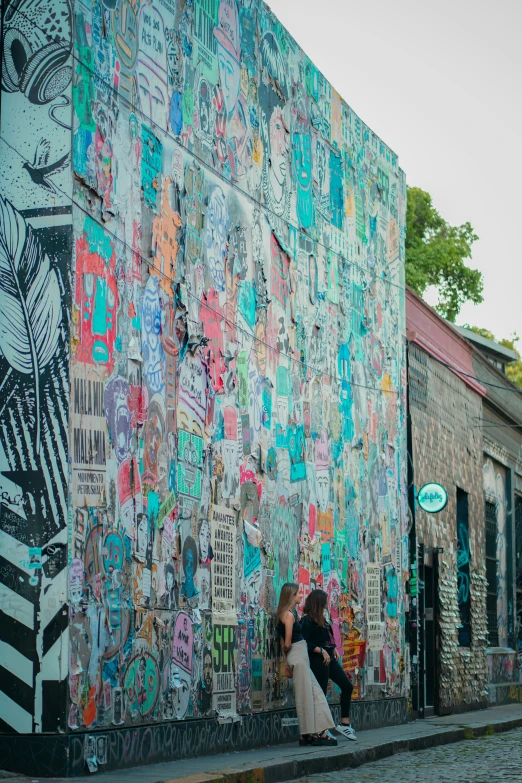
275,583 -> 336,746
301,589 -> 356,741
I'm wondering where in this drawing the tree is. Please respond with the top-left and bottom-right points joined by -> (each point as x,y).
499,337 -> 522,389
464,325 -> 496,342
464,325 -> 522,389
406,187 -> 483,322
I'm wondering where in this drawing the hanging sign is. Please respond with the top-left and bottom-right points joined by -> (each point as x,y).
417,483 -> 448,514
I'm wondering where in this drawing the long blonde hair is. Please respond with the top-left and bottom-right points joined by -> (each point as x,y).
275,582 -> 299,625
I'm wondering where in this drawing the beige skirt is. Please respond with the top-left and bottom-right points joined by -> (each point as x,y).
286,640 -> 334,735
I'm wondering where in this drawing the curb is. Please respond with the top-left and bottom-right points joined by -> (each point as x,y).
164,715 -> 522,783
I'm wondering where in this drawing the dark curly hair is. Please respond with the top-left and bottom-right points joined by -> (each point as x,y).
303,589 -> 327,627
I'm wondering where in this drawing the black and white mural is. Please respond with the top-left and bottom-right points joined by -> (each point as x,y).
0,0 -> 73,733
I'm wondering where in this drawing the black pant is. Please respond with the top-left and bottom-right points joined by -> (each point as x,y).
309,652 -> 353,720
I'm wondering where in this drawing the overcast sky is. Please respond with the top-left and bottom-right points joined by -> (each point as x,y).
268,0 -> 522,342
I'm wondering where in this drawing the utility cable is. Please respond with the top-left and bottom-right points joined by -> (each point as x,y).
0,136 -> 403,399
6,5 -> 405,293
407,340 -> 522,395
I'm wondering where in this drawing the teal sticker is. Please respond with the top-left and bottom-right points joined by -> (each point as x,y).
417,483 -> 448,514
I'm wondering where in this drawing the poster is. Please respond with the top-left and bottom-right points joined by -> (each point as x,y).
251,656 -> 263,711
84,735 -> 98,773
141,125 -> 162,209
342,628 -> 366,700
172,611 -> 193,674
212,622 -> 236,716
177,429 -> 203,499
72,363 -> 107,506
193,0 -> 219,82
321,542 -> 331,575
366,562 -> 383,651
96,735 -> 108,765
211,504 -> 237,622
243,533 -> 261,578
366,649 -> 385,684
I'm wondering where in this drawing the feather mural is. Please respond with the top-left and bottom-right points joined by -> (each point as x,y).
0,195 -> 62,454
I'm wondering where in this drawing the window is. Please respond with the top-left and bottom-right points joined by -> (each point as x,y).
408,344 -> 428,410
457,489 -> 471,646
516,496 -> 522,589
515,495 -> 522,653
485,500 -> 499,647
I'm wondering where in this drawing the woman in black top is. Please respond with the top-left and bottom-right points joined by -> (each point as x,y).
301,589 -> 357,741
275,583 -> 336,746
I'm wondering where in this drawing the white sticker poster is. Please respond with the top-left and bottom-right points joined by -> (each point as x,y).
193,0 -> 219,83
71,363 -> 107,506
211,504 -> 237,623
212,621 -> 236,717
366,562 -> 383,651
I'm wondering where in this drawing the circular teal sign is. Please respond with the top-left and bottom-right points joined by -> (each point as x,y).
417,483 -> 448,514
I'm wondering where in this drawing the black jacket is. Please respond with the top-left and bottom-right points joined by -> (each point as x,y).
301,614 -> 336,656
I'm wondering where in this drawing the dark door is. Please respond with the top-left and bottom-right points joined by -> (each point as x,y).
423,565 -> 437,715
516,496 -> 522,655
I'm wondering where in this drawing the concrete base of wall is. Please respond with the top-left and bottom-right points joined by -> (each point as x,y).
437,700 -> 489,716
487,649 -> 519,683
0,698 -> 409,777
488,683 -> 522,706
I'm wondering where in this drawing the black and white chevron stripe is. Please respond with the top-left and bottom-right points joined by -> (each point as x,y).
0,203 -> 71,734
0,522 -> 39,733
0,523 -> 68,733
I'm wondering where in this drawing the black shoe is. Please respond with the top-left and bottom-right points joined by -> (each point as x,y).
299,734 -> 314,746
312,732 -> 338,746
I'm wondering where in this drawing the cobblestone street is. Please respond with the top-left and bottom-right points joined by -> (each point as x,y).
288,727 -> 522,783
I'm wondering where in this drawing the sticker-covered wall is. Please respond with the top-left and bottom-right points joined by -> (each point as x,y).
484,457 -> 509,648
1,0 -> 407,759
0,0 -> 73,735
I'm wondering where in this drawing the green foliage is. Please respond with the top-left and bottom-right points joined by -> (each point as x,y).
499,336 -> 518,352
464,324 -> 496,342
507,363 -> 522,389
503,337 -> 522,389
464,326 -> 522,389
406,187 -> 483,322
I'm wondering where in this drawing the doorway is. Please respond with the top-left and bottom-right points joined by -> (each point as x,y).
423,564 -> 439,715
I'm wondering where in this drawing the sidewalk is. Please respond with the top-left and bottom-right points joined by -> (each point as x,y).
5,703 -> 522,783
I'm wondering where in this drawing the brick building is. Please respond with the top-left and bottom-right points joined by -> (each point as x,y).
406,288 -> 488,716
457,327 -> 522,703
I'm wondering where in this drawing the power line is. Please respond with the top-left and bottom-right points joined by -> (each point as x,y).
0,137 -> 403,399
473,416 -> 522,430
407,340 -> 522,394
476,416 -> 522,425
7,5 -> 405,293
478,423 -> 522,430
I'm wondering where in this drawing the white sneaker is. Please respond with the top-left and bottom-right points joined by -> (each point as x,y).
336,724 -> 357,740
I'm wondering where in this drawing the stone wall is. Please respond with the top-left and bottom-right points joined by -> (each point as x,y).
409,342 -> 488,710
